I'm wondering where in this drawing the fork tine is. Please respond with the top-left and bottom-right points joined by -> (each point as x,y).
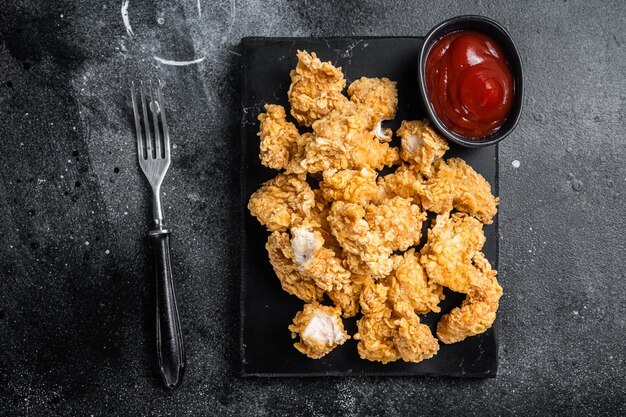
139,81 -> 153,159
157,81 -> 170,159
150,81 -> 162,159
131,82 -> 145,160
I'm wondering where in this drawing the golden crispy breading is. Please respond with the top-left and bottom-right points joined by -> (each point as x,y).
304,101 -> 399,174
347,77 -> 398,131
266,231 -> 323,302
248,173 -> 315,232
327,201 -> 393,278
327,273 -> 373,318
386,249 -> 445,314
381,156 -> 498,225
355,284 -> 439,364
310,188 -> 330,222
303,246 -> 352,292
309,189 -> 341,252
434,158 -> 499,224
343,252 -> 376,277
328,197 -> 425,278
437,252 -> 502,344
257,104 -> 307,174
289,302 -> 349,359
417,158 -> 499,224
354,283 -> 400,363
290,226 -> 351,292
334,134 -> 399,172
288,50 -> 348,126
365,196 -> 426,252
414,178 -> 455,215
420,213 -> 486,294
355,314 -> 400,364
266,226 -> 350,302
327,287 -> 358,318
392,302 -> 439,363
359,281 -> 390,317
311,188 -> 329,215
319,167 -> 381,205
377,164 -> 424,203
397,120 -> 449,175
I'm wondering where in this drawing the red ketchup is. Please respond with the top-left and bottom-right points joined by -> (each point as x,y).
425,31 -> 514,139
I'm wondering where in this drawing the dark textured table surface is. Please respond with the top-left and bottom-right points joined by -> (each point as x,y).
0,0 -> 624,416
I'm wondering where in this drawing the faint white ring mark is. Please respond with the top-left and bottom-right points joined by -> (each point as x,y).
153,56 -> 206,66
121,0 -> 134,37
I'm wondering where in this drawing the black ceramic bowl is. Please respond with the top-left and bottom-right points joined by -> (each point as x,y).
418,15 -> 524,148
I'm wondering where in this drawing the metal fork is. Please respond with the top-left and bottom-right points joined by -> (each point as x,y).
131,81 -> 185,389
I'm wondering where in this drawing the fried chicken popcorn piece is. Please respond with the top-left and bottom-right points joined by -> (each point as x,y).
347,77 -> 398,139
359,281 -> 390,316
257,104 -> 307,174
355,314 -> 400,364
377,164 -> 424,203
437,252 -> 503,344
347,77 -> 398,122
248,173 -> 315,232
289,225 -> 324,265
327,286 -> 358,318
288,50 -> 348,126
328,197 -> 425,278
392,302 -> 440,363
303,101 -> 399,174
309,189 -> 342,251
417,158 -> 499,224
366,196 -> 426,252
386,249 -> 444,314
354,283 -> 400,363
414,177 -> 455,215
289,302 -> 349,359
310,188 -> 331,224
327,201 -> 393,278
290,226 -> 352,292
434,158 -> 499,224
355,283 -> 439,364
420,212 -> 486,294
266,225 -> 351,302
397,120 -> 449,174
327,273 -> 373,318
342,252 -> 378,277
319,167 -> 381,205
266,231 -> 323,303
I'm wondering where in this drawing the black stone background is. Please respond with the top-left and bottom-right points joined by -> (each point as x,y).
0,0 -> 624,416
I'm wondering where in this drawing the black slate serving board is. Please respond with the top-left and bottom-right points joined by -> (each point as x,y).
240,37 -> 499,377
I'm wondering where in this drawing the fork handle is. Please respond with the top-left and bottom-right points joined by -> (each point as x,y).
149,229 -> 185,389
